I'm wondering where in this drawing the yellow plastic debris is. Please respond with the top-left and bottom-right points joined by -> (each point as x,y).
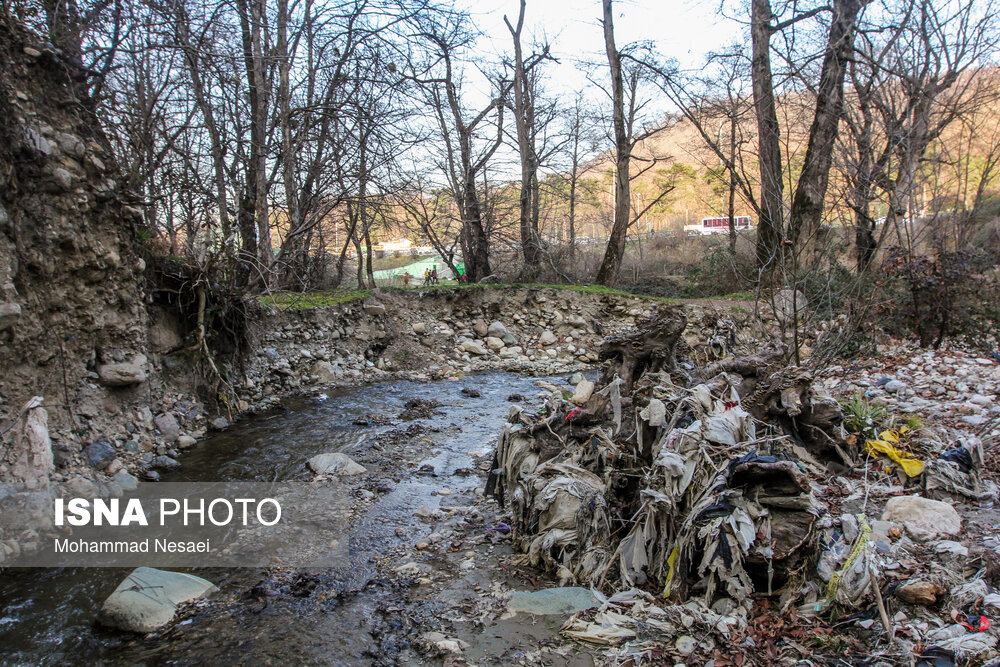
865,426 -> 924,477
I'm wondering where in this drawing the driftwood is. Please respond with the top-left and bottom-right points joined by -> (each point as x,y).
599,308 -> 687,390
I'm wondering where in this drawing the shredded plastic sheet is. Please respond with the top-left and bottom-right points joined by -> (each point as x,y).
490,372 -> 822,617
866,427 -> 925,477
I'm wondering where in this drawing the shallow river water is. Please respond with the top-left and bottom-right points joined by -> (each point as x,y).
0,372 -> 587,666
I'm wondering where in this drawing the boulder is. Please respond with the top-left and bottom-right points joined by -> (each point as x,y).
151,455 -> 181,470
487,321 -> 508,338
486,336 -> 505,351
772,289 -> 808,323
9,397 -> 53,488
113,471 -> 139,491
0,301 -> 21,331
572,380 -> 595,406
473,320 -> 488,338
312,360 -> 338,383
307,452 -> 367,476
881,495 -> 961,541
459,339 -> 488,356
539,330 -> 557,346
154,413 -> 181,442
98,567 -> 217,633
363,301 -> 386,316
97,362 -> 146,387
895,581 -> 946,606
84,441 -> 116,469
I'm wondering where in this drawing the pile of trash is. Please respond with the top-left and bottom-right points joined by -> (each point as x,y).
486,307 -> 1000,665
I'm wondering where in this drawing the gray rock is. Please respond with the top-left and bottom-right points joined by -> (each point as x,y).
539,330 -> 557,346
176,434 -> 197,449
881,495 -> 961,541
84,441 -> 116,469
487,321 -> 508,338
312,360 -> 338,383
508,587 -> 601,616
884,379 -> 906,394
486,336 -> 505,351
773,289 -> 808,323
209,417 -> 229,431
459,339 -> 488,356
154,413 -> 180,441
363,302 -> 386,316
113,471 -> 139,491
50,167 -> 73,190
411,322 -> 427,335
98,567 -> 216,633
500,332 -> 518,346
0,302 -> 21,331
307,452 -> 367,476
97,362 -> 146,387
151,455 -> 180,470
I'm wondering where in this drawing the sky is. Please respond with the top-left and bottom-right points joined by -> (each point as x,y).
457,0 -> 746,96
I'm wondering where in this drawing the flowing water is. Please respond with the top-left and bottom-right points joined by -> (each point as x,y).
0,372 -> 589,666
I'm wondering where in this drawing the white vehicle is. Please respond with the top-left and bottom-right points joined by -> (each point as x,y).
683,216 -> 753,235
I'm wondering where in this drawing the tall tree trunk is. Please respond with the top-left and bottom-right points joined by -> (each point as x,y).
788,0 -> 864,250
505,0 -> 542,268
750,0 -> 784,274
237,0 -> 272,283
596,0 -> 631,287
728,111 -> 738,257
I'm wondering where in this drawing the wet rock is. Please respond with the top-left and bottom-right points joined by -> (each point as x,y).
151,455 -> 180,470
307,452 -> 367,476
113,471 -> 139,491
143,470 -> 161,482
507,393 -> 525,402
460,388 -> 481,398
98,567 -> 217,633
209,417 -> 229,431
154,413 -> 181,442
881,496 -> 961,541
507,587 -> 601,615
84,441 -> 116,469
97,362 -> 146,387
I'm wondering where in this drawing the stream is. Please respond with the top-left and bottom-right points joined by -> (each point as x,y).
0,372 -> 593,666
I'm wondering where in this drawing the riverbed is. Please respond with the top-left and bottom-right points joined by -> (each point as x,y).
0,372 -> 595,666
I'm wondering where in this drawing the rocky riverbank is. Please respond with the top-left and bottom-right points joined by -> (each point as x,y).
0,286 -> 760,565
